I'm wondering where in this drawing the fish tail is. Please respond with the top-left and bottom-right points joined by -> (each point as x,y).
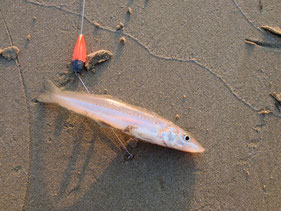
37,80 -> 61,103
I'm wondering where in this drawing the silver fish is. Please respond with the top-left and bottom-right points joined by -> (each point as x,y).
37,80 -> 205,153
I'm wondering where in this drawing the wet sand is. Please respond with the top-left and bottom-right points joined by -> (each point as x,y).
0,0 -> 280,210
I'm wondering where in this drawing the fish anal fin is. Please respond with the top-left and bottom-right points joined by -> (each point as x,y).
128,138 -> 139,148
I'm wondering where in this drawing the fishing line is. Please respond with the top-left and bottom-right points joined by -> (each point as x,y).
72,0 -> 133,157
72,0 -> 90,93
75,72 -> 90,93
80,0 -> 86,35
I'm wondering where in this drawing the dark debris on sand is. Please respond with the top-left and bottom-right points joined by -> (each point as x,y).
270,92 -> 281,111
0,46 -> 20,60
260,25 -> 281,37
85,50 -> 113,71
271,92 -> 281,105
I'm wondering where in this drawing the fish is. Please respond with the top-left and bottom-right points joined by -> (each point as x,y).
37,80 -> 205,153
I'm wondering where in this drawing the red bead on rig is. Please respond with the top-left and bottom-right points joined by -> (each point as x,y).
72,33 -> 86,73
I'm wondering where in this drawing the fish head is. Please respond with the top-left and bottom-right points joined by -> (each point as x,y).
161,126 -> 205,153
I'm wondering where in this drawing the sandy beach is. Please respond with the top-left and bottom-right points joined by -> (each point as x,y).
0,0 -> 280,210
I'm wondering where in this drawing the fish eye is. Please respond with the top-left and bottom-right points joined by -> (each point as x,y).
184,135 -> 190,141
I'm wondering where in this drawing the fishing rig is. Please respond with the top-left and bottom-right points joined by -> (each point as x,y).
72,0 -> 90,93
71,0 -> 133,159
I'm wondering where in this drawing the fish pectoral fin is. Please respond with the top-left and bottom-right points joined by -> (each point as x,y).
123,125 -> 138,134
96,120 -> 112,128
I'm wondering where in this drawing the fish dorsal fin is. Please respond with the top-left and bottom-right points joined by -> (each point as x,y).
95,94 -> 119,100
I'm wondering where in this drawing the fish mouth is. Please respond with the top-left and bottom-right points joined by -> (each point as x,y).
182,139 -> 205,153
190,144 -> 205,153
